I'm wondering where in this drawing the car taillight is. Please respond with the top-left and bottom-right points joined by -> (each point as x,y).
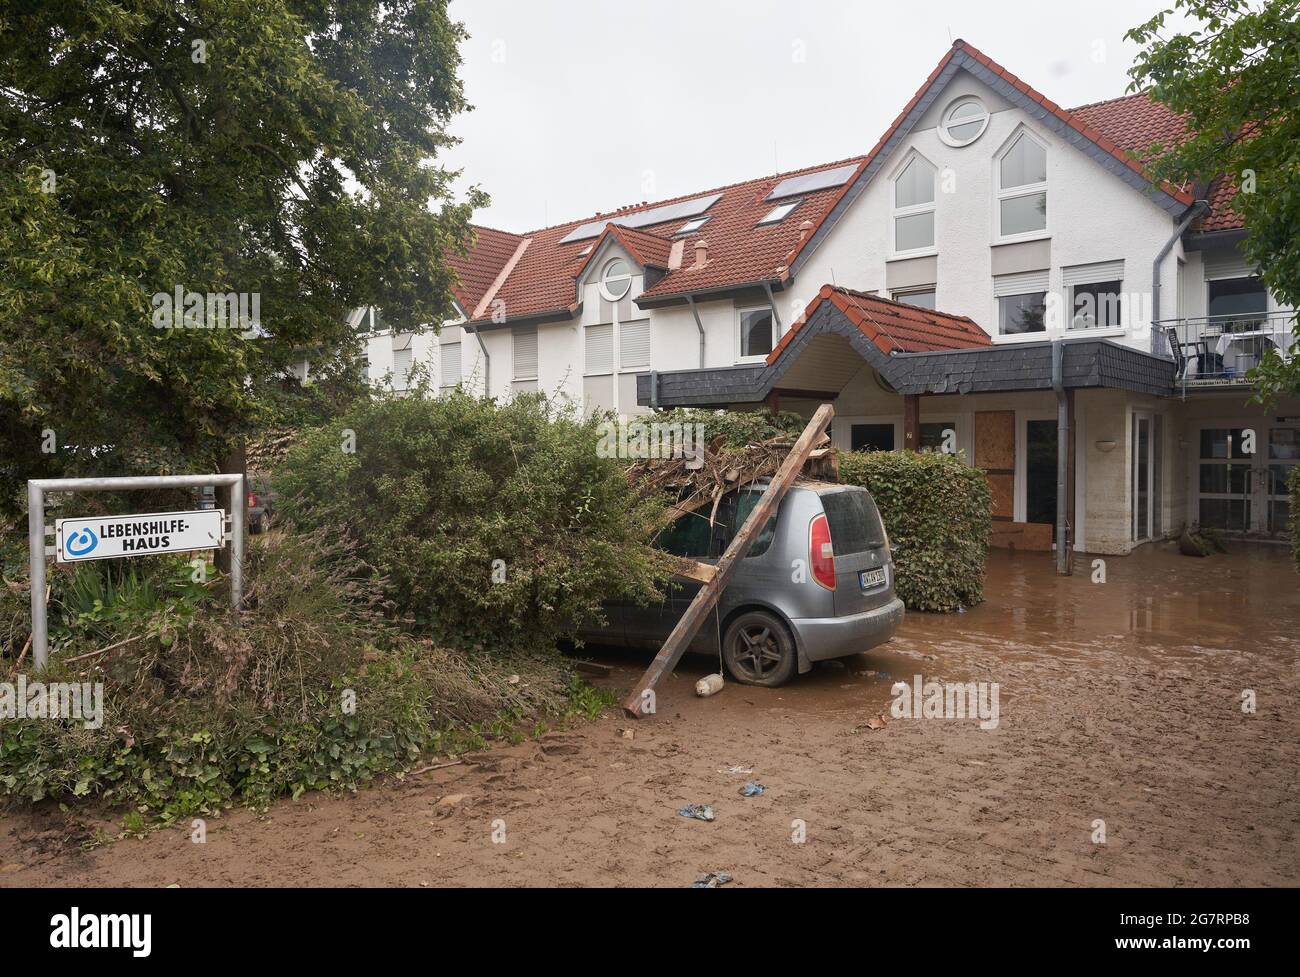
247,492 -> 257,508
809,513 -> 835,590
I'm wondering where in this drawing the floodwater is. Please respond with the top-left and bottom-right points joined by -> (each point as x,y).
3,542 -> 1297,887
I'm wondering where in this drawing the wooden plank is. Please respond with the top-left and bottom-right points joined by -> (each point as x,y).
621,404 -> 835,719
670,558 -> 717,585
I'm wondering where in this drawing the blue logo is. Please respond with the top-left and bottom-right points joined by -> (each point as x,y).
66,528 -> 98,557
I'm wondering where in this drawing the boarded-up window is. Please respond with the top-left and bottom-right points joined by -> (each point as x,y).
620,319 -> 650,369
585,323 -> 613,375
513,327 -> 538,379
440,342 -> 461,391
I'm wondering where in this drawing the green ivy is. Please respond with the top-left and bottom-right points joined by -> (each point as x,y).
838,451 -> 991,612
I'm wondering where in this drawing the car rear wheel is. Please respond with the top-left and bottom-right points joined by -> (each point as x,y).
722,610 -> 797,687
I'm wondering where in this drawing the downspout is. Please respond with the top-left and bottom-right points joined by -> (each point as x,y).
467,324 -> 490,395
1052,339 -> 1070,576
762,281 -> 784,333
686,295 -> 706,368
1151,199 -> 1209,354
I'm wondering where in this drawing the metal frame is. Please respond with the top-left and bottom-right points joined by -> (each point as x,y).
27,474 -> 245,671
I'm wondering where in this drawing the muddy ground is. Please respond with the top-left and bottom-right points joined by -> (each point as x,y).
2,543 -> 1298,887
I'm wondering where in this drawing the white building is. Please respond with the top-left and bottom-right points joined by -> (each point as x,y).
359,39 -> 1296,557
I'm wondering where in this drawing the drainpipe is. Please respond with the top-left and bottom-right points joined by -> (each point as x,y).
762,281 -> 784,333
1151,199 -> 1209,354
1052,339 -> 1070,576
467,323 -> 490,395
686,295 -> 706,368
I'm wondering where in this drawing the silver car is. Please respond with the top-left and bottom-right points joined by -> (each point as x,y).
581,480 -> 904,687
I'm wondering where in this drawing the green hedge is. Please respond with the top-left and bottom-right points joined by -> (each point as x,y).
1290,466 -> 1300,573
838,451 -> 991,612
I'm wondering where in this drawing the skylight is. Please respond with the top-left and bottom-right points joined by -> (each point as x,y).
765,163 -> 858,201
757,199 -> 801,226
558,193 -> 722,244
675,216 -> 710,235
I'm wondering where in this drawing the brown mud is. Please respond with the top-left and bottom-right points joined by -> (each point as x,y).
2,543 -> 1297,887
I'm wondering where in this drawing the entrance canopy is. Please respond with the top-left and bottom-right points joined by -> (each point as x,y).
638,285 -> 1177,407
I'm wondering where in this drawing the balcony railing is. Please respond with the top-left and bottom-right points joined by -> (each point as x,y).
1155,311 -> 1297,386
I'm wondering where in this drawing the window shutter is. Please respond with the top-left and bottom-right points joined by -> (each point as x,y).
512,327 -> 538,379
619,319 -> 651,369
1062,260 -> 1124,287
585,323 -> 613,374
993,270 -> 1050,296
392,348 -> 413,388
440,342 -> 461,387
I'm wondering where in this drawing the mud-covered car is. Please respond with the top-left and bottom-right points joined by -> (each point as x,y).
579,480 -> 904,686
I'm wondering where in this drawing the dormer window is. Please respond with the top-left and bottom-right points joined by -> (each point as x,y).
892,152 -> 936,254
997,130 -> 1048,239
757,199 -> 801,226
676,216 -> 710,235
599,258 -> 632,301
938,97 -> 989,147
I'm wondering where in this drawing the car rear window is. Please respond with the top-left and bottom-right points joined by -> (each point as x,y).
820,489 -> 887,554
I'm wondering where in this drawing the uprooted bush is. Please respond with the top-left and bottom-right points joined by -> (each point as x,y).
839,450 -> 991,612
274,387 -> 664,651
0,530 -> 583,821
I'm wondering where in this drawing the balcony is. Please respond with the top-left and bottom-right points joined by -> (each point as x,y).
1155,311 -> 1297,388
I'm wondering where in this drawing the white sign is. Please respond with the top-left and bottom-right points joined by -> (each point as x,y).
56,509 -> 226,563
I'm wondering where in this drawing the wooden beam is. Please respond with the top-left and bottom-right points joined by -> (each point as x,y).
902,394 -> 920,452
621,404 -> 835,719
670,558 -> 717,585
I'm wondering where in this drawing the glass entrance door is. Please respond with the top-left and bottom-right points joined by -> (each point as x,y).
1196,424 -> 1298,537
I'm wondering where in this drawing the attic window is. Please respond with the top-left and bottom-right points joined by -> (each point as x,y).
676,216 -> 710,235
599,258 -> 632,302
938,97 -> 989,147
578,245 -> 593,257
757,199 -> 801,226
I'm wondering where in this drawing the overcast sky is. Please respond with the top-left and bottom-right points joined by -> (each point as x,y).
441,0 -> 1189,232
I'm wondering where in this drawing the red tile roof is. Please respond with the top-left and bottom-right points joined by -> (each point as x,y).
446,225 -> 524,313
448,39 -> 1235,324
769,285 -> 992,363
1069,91 -> 1242,232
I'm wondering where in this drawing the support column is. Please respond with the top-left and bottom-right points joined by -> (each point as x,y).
902,394 -> 921,451
1066,389 -> 1076,574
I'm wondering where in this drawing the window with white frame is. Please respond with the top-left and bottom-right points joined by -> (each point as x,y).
439,342 -> 461,392
994,271 -> 1049,335
1063,260 -> 1125,329
585,322 -> 613,375
891,287 -> 936,309
892,153 -> 936,253
512,326 -> 538,380
620,318 -> 651,370
997,130 -> 1047,239
938,97 -> 989,147
599,259 -> 632,302
737,307 -> 774,359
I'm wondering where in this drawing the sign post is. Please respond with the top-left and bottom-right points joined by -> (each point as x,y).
26,474 -> 246,671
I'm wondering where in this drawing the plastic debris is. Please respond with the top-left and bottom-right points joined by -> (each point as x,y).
678,803 -> 716,822
718,764 -> 752,775
691,872 -> 733,888
738,782 -> 766,797
852,713 -> 889,733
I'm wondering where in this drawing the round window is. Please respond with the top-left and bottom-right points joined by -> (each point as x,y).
938,97 -> 989,147
600,258 -> 632,301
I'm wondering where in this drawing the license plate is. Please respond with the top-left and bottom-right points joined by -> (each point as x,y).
859,568 -> 886,589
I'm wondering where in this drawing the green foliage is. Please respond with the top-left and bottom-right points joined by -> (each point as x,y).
0,529 -> 598,822
0,1 -> 486,516
1290,466 -> 1300,573
274,387 -> 664,650
838,450 -> 991,612
649,408 -> 810,447
1126,0 -> 1300,404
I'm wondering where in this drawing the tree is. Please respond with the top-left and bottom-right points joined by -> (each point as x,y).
0,0 -> 486,515
1126,0 -> 1300,405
